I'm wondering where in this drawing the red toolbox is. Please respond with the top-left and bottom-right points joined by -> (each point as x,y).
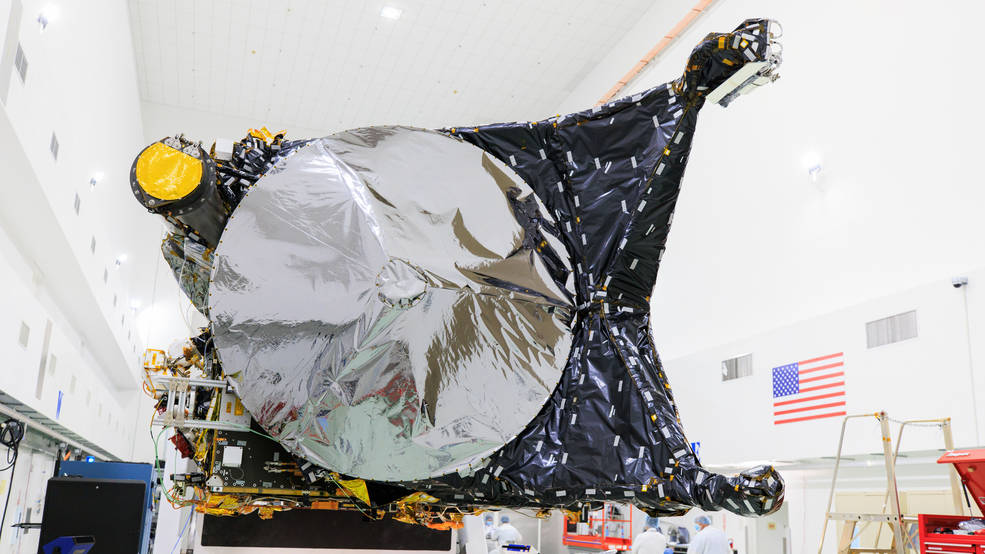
918,449 -> 985,553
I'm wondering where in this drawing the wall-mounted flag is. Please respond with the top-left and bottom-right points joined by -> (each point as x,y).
772,352 -> 845,425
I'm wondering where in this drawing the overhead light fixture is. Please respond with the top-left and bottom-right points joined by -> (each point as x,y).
90,172 -> 104,190
37,4 -> 59,31
380,6 -> 402,20
114,253 -> 128,269
802,151 -> 822,183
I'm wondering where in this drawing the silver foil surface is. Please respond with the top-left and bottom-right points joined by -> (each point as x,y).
209,127 -> 575,482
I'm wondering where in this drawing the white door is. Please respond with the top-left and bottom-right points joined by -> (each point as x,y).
753,503 -> 790,554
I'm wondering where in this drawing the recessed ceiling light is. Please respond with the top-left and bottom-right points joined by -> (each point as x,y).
37,4 -> 59,31
802,152 -> 822,182
380,6 -> 402,20
90,171 -> 104,189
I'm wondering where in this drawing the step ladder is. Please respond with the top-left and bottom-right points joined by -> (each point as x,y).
817,411 -> 964,554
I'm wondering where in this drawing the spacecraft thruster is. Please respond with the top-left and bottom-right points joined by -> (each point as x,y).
132,19 -> 785,519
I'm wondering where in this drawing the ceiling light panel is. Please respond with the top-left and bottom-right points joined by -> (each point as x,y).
129,0 -> 657,133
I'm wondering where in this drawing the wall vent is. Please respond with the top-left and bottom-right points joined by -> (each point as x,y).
73,193 -> 80,214
14,43 -> 28,82
18,322 -> 30,348
49,132 -> 59,160
722,353 -> 753,381
48,353 -> 57,375
112,294 -> 117,307
90,236 -> 96,254
866,310 -> 918,348
103,268 -> 108,283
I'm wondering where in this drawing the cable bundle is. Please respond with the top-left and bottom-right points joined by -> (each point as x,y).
0,419 -> 25,471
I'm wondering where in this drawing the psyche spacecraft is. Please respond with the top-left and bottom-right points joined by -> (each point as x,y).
133,19 -> 785,529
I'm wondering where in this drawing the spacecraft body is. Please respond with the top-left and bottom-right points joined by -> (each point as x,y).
133,19 -> 784,518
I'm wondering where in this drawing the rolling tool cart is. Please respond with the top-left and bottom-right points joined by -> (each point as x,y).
917,449 -> 985,553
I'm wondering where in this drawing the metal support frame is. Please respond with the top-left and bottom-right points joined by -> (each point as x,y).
818,413 -> 964,554
867,418 -> 964,549
149,374 -> 246,432
877,413 -> 907,553
891,418 -> 962,514
818,412 -> 907,554
151,416 -> 245,432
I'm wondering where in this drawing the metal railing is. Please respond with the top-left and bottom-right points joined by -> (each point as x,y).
0,391 -> 117,460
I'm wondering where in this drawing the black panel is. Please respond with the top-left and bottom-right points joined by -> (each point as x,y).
39,477 -> 146,554
201,510 -> 451,550
212,426 -> 317,491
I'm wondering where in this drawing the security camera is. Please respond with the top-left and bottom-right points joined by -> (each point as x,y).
952,276 -> 969,288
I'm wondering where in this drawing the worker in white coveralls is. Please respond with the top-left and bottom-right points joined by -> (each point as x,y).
491,514 -> 522,547
688,515 -> 731,554
484,514 -> 499,552
631,517 -> 668,554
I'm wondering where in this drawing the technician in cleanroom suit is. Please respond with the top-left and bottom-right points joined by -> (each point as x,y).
687,515 -> 731,554
631,517 -> 668,554
491,515 -> 522,547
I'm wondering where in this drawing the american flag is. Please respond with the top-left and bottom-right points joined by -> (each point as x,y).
772,352 -> 846,425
